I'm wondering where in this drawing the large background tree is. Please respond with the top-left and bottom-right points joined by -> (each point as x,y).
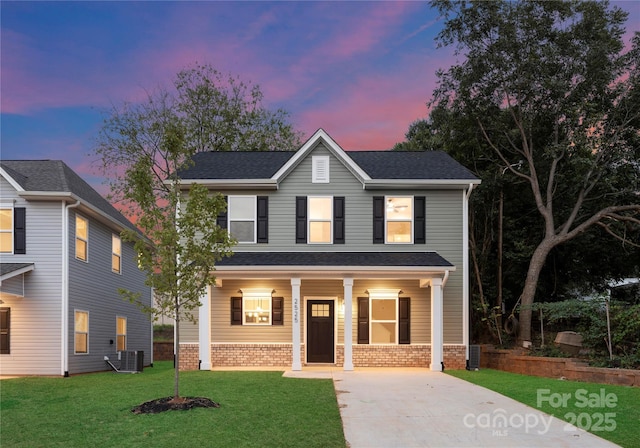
425,0 -> 640,345
94,64 -> 301,402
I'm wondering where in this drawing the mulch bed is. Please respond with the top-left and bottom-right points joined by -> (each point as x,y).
131,396 -> 220,414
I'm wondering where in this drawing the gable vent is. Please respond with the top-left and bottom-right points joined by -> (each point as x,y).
312,156 -> 330,183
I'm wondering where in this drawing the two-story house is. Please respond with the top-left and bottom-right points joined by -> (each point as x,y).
0,160 -> 152,376
177,129 -> 480,372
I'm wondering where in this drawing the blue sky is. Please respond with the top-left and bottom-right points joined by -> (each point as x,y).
1,1 -> 638,191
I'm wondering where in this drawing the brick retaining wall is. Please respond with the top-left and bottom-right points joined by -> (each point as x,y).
480,346 -> 640,387
153,342 -> 174,361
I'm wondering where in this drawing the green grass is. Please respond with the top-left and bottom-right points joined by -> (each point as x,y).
447,369 -> 640,448
0,361 -> 346,448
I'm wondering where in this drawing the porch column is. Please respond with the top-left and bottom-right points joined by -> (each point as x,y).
343,278 -> 354,371
198,285 -> 212,370
291,278 -> 302,371
430,277 -> 444,372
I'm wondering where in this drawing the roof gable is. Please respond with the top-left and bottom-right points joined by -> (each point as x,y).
1,160 -> 141,234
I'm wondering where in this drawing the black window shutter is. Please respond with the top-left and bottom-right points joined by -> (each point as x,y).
13,208 -> 26,254
333,196 -> 345,244
217,196 -> 228,230
357,297 -> 369,344
399,297 -> 410,344
372,196 -> 384,244
0,308 -> 9,354
414,196 -> 426,244
272,297 -> 284,325
230,297 -> 242,325
295,196 -> 307,243
257,196 -> 269,243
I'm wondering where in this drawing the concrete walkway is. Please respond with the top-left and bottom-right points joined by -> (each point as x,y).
284,368 -> 619,448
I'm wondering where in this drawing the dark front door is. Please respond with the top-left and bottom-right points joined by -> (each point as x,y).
307,300 -> 334,363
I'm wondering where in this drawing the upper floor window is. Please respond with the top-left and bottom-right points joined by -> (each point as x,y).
116,316 -> 127,351
312,156 -> 330,183
75,215 -> 88,261
228,196 -> 256,243
385,197 -> 413,243
308,196 -> 332,244
74,310 -> 89,354
112,234 -> 121,274
0,207 -> 13,253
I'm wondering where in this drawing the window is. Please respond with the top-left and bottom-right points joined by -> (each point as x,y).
228,196 -> 256,243
112,235 -> 121,273
75,215 -> 88,261
308,197 -> 332,243
75,310 -> 89,354
0,207 -> 13,253
116,316 -> 127,351
357,290 -> 409,345
385,197 -> 413,243
0,308 -> 10,354
231,292 -> 283,326
312,156 -> 330,183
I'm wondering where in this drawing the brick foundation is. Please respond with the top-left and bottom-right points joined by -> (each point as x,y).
178,343 -> 468,370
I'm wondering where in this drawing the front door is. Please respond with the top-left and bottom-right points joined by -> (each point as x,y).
306,300 -> 334,363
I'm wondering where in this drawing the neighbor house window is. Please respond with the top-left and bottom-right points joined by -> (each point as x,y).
116,316 -> 127,351
75,215 -> 88,261
75,310 -> 89,354
0,207 -> 13,253
1,308 -> 10,354
228,196 -> 256,243
112,234 -> 121,274
386,197 -> 413,243
308,196 -> 332,243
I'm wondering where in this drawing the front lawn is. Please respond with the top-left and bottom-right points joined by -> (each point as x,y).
448,369 -> 640,448
0,361 -> 346,448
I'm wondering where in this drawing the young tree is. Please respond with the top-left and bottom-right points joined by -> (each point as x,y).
431,0 -> 640,345
94,66 -> 300,400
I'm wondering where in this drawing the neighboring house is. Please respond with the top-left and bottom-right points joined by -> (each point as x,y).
177,129 -> 480,372
0,160 -> 152,376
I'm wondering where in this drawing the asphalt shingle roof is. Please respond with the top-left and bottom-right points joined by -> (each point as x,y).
1,160 -> 140,234
217,252 -> 453,267
0,263 -> 34,277
177,150 -> 478,181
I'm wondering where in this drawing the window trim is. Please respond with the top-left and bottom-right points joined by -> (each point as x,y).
112,234 -> 122,274
74,310 -> 89,354
307,196 -> 333,244
228,195 -> 257,244
0,205 -> 14,254
75,215 -> 89,261
385,196 -> 414,244
116,316 -> 127,351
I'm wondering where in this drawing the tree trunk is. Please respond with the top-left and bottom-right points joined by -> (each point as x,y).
518,239 -> 556,345
174,302 -> 180,399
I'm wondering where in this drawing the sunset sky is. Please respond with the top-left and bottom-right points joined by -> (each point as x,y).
2,1 -> 638,190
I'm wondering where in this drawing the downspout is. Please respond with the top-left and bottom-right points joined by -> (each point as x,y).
463,183 -> 474,364
442,269 -> 450,288
62,200 -> 81,377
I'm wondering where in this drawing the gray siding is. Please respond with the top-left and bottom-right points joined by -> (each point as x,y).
67,210 -> 152,374
198,143 -> 466,344
0,178 -> 64,375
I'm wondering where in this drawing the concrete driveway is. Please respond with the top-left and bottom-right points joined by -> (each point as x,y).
284,368 -> 619,448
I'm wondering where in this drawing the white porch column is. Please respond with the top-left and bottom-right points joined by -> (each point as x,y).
430,277 -> 444,372
343,278 -> 354,371
198,285 -> 212,370
291,278 -> 302,371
